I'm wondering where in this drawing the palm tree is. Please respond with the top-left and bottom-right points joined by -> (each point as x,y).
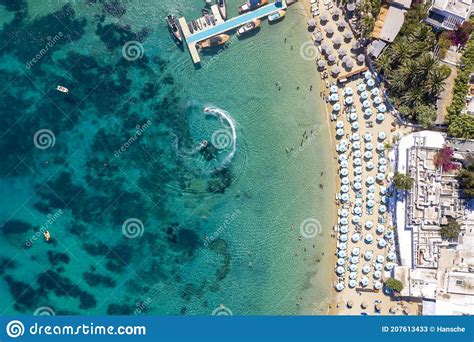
390,38 -> 414,65
426,68 -> 448,97
401,87 -> 424,107
374,53 -> 392,74
416,53 -> 439,79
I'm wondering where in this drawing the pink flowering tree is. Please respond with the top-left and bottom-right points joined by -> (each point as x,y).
434,146 -> 460,172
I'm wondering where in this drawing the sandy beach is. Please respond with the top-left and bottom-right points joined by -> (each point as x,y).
299,0 -> 419,315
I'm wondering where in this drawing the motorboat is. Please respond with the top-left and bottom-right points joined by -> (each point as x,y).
239,0 -> 268,14
268,10 -> 286,22
166,15 -> 183,44
217,0 -> 227,20
197,34 -> 230,49
56,85 -> 69,93
237,19 -> 261,36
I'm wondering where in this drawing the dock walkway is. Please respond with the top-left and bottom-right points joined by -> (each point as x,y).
179,1 -> 287,64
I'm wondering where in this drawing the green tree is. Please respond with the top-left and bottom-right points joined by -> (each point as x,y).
385,277 -> 404,293
448,114 -> 474,139
393,172 -> 414,190
440,218 -> 461,240
458,162 -> 474,199
415,104 -> 437,128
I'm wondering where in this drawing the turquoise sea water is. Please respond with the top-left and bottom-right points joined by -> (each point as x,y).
0,0 -> 335,315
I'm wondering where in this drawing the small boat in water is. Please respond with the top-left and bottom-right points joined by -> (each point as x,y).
188,22 -> 194,34
237,19 -> 261,36
239,0 -> 268,14
217,0 -> 227,20
268,9 -> 286,22
197,34 -> 230,49
56,85 -> 69,93
44,230 -> 51,242
166,15 -> 183,45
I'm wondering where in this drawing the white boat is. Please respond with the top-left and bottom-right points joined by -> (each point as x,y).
56,85 -> 69,93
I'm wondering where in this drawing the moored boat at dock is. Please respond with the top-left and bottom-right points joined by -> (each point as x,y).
217,0 -> 227,20
237,19 -> 261,36
197,34 -> 230,49
268,9 -> 286,22
239,0 -> 268,14
166,14 -> 183,45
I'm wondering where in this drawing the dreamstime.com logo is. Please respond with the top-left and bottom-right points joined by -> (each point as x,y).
122,218 -> 144,238
299,217 -> 322,239
6,320 -> 24,338
122,41 -> 144,61
299,40 -> 319,61
211,304 -> 233,316
33,129 -> 56,150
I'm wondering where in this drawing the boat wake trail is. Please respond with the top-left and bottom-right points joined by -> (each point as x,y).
204,105 -> 237,167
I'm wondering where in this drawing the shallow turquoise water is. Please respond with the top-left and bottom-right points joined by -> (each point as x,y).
0,0 -> 335,315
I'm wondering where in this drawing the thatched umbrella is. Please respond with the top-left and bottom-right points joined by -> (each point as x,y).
321,42 -> 330,51
342,55 -> 351,63
314,31 -> 324,42
337,20 -> 346,29
361,301 -> 368,309
345,59 -> 354,68
357,54 -> 365,63
347,2 -> 356,11
326,25 -> 334,35
320,13 -> 328,23
332,8 -> 342,18
331,66 -> 341,75
332,36 -> 342,46
343,31 -> 354,40
347,300 -> 354,308
351,41 -> 360,50
325,47 -> 333,55
307,18 -> 316,27
338,47 -> 347,56
328,54 -> 336,62
317,59 -> 325,68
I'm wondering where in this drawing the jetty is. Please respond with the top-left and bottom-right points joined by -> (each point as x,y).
179,1 -> 287,64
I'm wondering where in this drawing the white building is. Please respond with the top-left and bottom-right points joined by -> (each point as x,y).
425,0 -> 473,30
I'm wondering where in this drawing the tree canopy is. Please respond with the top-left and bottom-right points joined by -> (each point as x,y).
440,218 -> 461,240
385,277 -> 404,293
392,173 -> 414,190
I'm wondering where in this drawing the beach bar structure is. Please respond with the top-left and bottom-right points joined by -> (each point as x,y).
179,1 -> 287,64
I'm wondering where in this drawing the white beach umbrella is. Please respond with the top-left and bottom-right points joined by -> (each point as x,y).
373,96 -> 382,105
345,87 -> 353,96
340,234 -> 348,242
351,122 -> 359,130
337,258 -> 345,266
379,158 -> 387,165
364,250 -> 373,260
376,224 -> 385,234
341,184 -> 349,193
364,151 -> 372,159
345,96 -> 354,105
354,166 -> 362,175
336,128 -> 344,136
353,182 -> 362,190
366,161 -> 374,170
360,276 -> 369,287
341,193 -> 349,202
340,225 -> 349,234
330,93 -> 339,102
385,262 -> 395,271
352,216 -> 361,223
339,242 -> 347,250
376,173 -> 385,181
352,141 -> 361,150
367,78 -> 375,87
350,256 -> 359,264
349,279 -> 357,288
379,205 -> 387,213
367,199 -> 375,208
337,250 -> 347,258
341,176 -> 350,185
365,142 -> 373,150
362,264 -> 371,274
317,59 -> 326,68
378,132 -> 386,140
374,281 -> 383,290
357,84 -> 366,93
354,150 -> 362,159
335,282 -> 345,291
387,252 -> 396,261
339,217 -> 349,225
353,206 -> 362,215
352,233 -> 361,242
367,193 -> 375,200
336,266 -> 345,274
340,168 -> 349,176
349,264 -> 358,272
371,88 -> 380,96
378,104 -> 387,113
349,272 -> 358,280
381,195 -> 388,203
365,233 -> 373,243
363,132 -> 372,142
330,85 -> 339,93
373,270 -> 382,279
364,70 -> 372,79
374,263 -> 383,271
376,255 -> 385,263
353,158 -> 362,166
350,133 -> 360,141
376,113 -> 385,121
360,91 -> 369,99
336,120 -> 344,128
352,247 -> 360,256
362,99 -> 370,108
349,112 -> 358,121
365,220 -> 374,229
376,143 -> 384,151
333,103 -> 341,112
378,238 -> 387,248
368,185 -> 375,193
340,139 -> 348,146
